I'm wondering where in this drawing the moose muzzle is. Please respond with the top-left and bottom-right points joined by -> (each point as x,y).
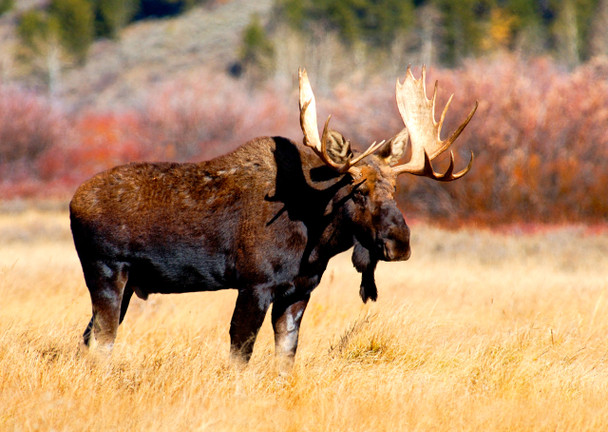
376,203 -> 411,262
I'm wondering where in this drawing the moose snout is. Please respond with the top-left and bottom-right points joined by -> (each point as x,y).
377,204 -> 411,261
381,236 -> 411,261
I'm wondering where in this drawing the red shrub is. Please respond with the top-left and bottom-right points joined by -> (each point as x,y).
0,86 -> 67,181
136,73 -> 296,162
65,112 -> 149,177
325,55 -> 608,224
434,55 -> 608,223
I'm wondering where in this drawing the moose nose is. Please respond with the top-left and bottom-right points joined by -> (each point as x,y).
382,238 -> 411,261
377,203 -> 411,261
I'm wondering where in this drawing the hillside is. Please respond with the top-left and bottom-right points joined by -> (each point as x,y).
0,0 -> 274,109
2,0 -> 607,111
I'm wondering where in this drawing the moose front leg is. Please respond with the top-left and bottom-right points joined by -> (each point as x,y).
271,293 -> 310,372
229,287 -> 272,363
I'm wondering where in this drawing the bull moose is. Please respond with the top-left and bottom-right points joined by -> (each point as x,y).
70,67 -> 477,368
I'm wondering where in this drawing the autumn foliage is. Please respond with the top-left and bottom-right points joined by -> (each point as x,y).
437,55 -> 608,223
0,54 -> 606,224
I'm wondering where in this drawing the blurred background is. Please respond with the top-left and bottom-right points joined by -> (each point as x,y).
0,0 -> 606,225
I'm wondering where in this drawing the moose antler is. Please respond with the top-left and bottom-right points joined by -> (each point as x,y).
298,68 -> 385,174
392,66 -> 478,181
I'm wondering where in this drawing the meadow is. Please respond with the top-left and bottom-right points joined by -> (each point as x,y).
1,206 -> 608,431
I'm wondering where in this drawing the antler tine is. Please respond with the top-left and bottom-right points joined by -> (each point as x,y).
440,151 -> 455,179
392,65 -> 477,181
299,67 -> 344,169
299,99 -> 314,148
413,149 -> 474,182
446,150 -> 474,180
349,140 -> 386,166
436,94 -> 452,136
299,68 -> 321,152
445,101 -> 478,149
421,65 -> 428,99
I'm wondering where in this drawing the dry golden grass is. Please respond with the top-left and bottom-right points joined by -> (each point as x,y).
1,207 -> 608,431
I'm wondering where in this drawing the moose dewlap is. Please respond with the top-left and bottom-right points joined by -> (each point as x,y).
70,67 -> 477,369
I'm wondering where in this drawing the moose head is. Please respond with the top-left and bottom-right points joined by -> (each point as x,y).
297,66 -> 477,302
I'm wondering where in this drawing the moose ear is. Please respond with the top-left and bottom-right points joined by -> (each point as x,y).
325,130 -> 353,165
378,129 -> 409,166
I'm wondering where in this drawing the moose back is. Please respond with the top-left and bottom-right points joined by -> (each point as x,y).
70,67 -> 477,368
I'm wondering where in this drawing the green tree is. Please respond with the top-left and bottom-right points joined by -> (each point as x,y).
17,10 -> 63,93
280,0 -> 305,28
503,0 -> 547,54
240,14 -> 275,78
552,0 -> 580,65
573,0 -> 601,60
94,0 -> 139,38
0,0 -> 13,15
277,0 -> 414,48
588,0 -> 608,57
432,0 -> 485,64
17,0 -> 94,92
49,0 -> 94,64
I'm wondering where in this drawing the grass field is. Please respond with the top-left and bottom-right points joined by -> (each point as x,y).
1,206 -> 608,431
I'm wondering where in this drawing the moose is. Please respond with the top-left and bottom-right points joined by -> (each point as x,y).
70,66 -> 477,368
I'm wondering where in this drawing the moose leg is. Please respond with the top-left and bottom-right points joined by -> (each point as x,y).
271,293 -> 310,372
229,288 -> 272,363
82,262 -> 129,352
83,284 -> 131,347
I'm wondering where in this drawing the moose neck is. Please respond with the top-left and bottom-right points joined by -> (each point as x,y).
299,173 -> 358,276
265,137 -> 359,276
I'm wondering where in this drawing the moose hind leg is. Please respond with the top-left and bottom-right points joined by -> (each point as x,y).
83,262 -> 129,352
271,293 -> 310,372
229,287 -> 272,363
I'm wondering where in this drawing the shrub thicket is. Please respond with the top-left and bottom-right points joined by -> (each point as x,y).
0,55 -> 606,224
0,87 -> 66,183
325,55 -> 608,223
